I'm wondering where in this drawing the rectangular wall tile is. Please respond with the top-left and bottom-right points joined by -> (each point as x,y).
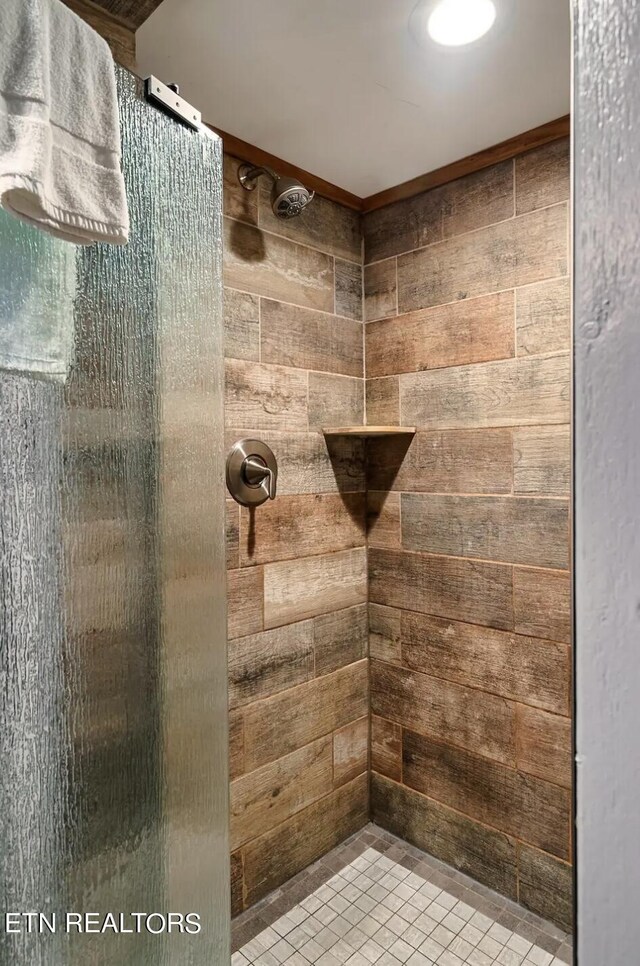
371,660 -> 516,765
401,493 -> 570,570
230,736 -> 333,850
366,429 -> 513,494
226,430 -> 366,495
369,548 -> 514,630
333,717 -> 368,786
229,710 -> 244,780
228,620 -> 314,709
228,567 -> 263,640
367,491 -> 401,550
371,715 -> 402,782
264,547 -> 367,628
513,567 -> 571,643
243,660 -> 369,770
226,498 -> 239,569
402,611 -> 570,715
400,352 -> 571,430
224,287 -> 260,361
225,359 -> 308,431
364,258 -> 397,322
366,291 -> 515,378
224,217 -> 334,312
516,277 -> 571,356
369,603 -> 402,665
397,204 -> 567,313
314,604 -> 368,676
230,850 -> 244,917
363,193 -> 442,265
240,493 -> 365,567
258,187 -> 362,262
516,704 -> 572,788
516,139 -> 570,215
402,730 -> 571,859
335,259 -> 363,321
308,372 -> 364,430
517,843 -> 573,932
224,155 -> 258,225
242,773 -> 368,907
366,376 -> 399,425
371,773 -> 518,899
513,426 -> 571,496
261,298 -> 363,377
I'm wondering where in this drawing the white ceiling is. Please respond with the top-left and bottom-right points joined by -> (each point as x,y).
137,0 -> 571,197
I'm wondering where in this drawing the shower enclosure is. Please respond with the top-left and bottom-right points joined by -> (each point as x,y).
0,69 -> 229,966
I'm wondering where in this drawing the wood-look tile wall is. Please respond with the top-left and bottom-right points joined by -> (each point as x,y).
363,138 -> 572,931
223,154 -> 367,914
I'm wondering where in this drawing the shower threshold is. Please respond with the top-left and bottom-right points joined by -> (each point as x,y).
231,825 -> 572,966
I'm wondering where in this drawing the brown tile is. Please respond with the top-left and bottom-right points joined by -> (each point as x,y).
227,703 -> 245,781
224,218 -> 334,312
402,611 -> 570,715
261,298 -> 363,377
366,291 -> 515,378
371,773 -> 518,899
240,493 -> 365,566
243,660 -> 368,769
308,372 -> 364,430
225,359 -> 308,432
369,548 -> 514,631
441,160 -> 515,239
333,716 -> 368,786
363,192 -> 441,264
364,259 -> 397,321
400,353 -> 571,430
401,493 -> 570,570
258,186 -> 362,262
224,287 -> 260,361
366,376 -> 400,425
228,566 -> 263,640
228,620 -> 314,709
367,491 -> 401,550
242,774 -> 368,907
225,429 -> 366,495
224,155 -> 258,225
230,849 -> 244,917
518,843 -> 573,931
516,704 -> 572,788
516,139 -> 570,215
366,429 -> 513,494
264,547 -> 367,628
335,259 -> 363,320
513,567 -> 571,644
371,715 -> 402,781
371,660 -> 516,765
369,603 -> 402,665
397,205 -> 567,313
403,730 -> 571,859
513,426 -> 571,497
230,735 -> 333,850
226,498 -> 240,569
314,603 -> 368,676
516,277 -> 571,356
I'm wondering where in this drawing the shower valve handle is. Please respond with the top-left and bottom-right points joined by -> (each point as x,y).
226,439 -> 278,507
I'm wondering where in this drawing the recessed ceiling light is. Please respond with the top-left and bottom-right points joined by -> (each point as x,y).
427,0 -> 497,47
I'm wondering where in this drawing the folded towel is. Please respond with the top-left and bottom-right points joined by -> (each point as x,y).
0,0 -> 129,245
0,208 -> 76,381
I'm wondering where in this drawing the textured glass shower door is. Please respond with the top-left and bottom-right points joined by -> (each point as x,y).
0,70 -> 229,965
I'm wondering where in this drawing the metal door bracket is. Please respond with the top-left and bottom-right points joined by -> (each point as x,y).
144,76 -> 201,130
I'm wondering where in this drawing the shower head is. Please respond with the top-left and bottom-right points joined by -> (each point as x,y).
238,163 -> 315,219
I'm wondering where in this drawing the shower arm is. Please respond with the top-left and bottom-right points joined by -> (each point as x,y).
238,164 -> 278,191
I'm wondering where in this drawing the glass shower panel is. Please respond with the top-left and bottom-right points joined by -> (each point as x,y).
0,69 -> 229,966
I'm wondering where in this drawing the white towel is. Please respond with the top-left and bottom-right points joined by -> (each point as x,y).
0,0 -> 129,245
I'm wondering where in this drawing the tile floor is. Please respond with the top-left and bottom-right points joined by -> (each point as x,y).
231,826 -> 572,966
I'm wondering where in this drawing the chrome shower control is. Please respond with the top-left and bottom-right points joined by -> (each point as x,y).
226,439 -> 278,507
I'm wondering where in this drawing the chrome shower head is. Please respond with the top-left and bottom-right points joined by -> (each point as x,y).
238,164 -> 315,219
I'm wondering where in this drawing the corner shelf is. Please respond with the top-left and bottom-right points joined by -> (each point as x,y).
322,426 -> 416,437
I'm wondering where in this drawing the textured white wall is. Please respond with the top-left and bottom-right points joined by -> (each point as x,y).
574,1 -> 640,962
